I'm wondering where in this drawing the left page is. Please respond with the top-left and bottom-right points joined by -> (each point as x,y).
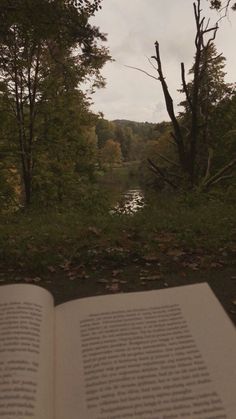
0,284 -> 54,419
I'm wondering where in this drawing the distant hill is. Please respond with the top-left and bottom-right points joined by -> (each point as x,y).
95,117 -> 172,161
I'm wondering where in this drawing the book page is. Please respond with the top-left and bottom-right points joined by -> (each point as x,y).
0,284 -> 54,419
55,283 -> 236,419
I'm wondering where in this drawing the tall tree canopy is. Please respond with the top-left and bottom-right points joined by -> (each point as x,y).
0,0 -> 110,206
179,43 -> 232,179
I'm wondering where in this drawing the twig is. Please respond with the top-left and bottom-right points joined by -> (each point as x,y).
147,158 -> 178,189
181,62 -> 193,111
124,65 -> 159,81
155,151 -> 180,168
147,56 -> 158,72
203,158 -> 236,188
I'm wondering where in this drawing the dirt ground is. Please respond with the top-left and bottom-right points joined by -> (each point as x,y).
1,259 -> 235,326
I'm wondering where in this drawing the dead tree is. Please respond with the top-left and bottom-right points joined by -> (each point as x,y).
151,0 -> 219,187
127,0 -> 236,190
151,0 -> 236,189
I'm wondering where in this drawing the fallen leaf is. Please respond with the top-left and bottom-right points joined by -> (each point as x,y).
97,279 -> 109,284
146,275 -> 162,281
183,262 -> 199,270
210,262 -> 222,268
88,226 -> 100,236
167,249 -> 185,258
158,232 -> 176,242
112,270 -> 121,277
24,277 -> 42,283
33,277 -> 42,283
48,266 -> 56,273
143,255 -> 159,262
59,260 -> 71,271
107,283 -> 120,292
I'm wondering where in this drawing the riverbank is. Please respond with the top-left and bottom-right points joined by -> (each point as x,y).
0,192 -> 235,323
1,192 -> 235,270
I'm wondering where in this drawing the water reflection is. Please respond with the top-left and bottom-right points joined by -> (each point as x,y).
111,188 -> 145,215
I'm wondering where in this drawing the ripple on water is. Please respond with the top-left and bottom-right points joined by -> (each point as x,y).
111,188 -> 145,215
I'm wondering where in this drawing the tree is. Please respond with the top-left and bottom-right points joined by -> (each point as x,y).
33,89 -> 98,203
145,0 -> 236,190
100,139 -> 122,169
179,43 -> 232,180
114,125 -> 134,161
0,0 -> 110,206
209,90 -> 236,173
96,118 -> 116,148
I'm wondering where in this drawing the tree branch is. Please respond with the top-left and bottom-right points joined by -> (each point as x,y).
155,151 -> 180,168
203,158 -> 236,189
181,62 -> 193,111
124,65 -> 159,81
153,42 -> 186,157
203,147 -> 214,182
147,158 -> 178,189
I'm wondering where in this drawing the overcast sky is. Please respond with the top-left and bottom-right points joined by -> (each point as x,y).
90,0 -> 236,123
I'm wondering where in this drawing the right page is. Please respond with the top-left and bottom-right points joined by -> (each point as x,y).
55,283 -> 236,419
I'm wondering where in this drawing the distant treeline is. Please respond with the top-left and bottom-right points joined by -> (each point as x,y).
96,118 -> 172,162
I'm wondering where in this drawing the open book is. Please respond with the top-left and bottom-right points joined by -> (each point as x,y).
0,283 -> 236,419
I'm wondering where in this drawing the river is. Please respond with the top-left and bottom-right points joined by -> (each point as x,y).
111,188 -> 145,215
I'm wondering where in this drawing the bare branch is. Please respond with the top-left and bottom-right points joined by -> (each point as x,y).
170,132 -> 179,147
181,62 -> 193,111
203,158 -> 236,188
206,174 -> 233,187
212,0 -> 233,23
147,56 -> 158,72
155,151 -> 180,168
206,25 -> 218,48
203,148 -> 214,182
124,65 -> 159,81
147,158 -> 178,189
153,42 -> 185,152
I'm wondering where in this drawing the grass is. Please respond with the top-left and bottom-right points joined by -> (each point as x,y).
135,193 -> 236,249
0,191 -> 235,275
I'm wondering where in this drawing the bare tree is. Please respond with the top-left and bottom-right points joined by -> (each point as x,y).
152,0 -> 220,188
128,0 -> 236,190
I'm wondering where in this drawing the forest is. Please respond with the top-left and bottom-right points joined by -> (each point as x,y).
0,0 -> 235,317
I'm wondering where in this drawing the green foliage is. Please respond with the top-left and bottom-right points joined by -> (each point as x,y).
30,88 -> 99,205
0,164 -> 17,212
100,139 -> 122,168
96,119 -> 116,148
209,91 -> 236,171
95,117 -> 172,164
179,44 -> 232,177
0,0 -> 110,206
